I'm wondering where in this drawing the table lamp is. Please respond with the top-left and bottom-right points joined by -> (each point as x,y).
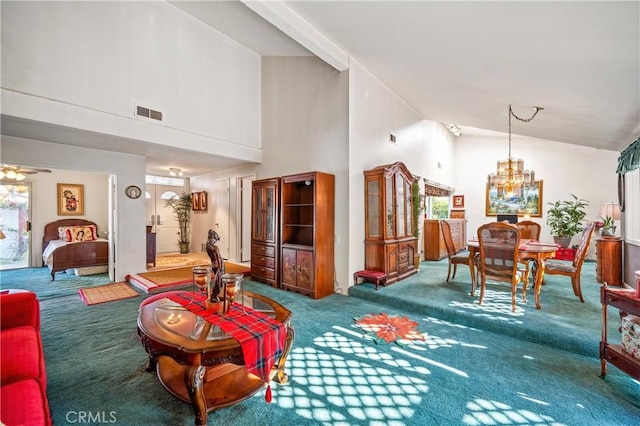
598,202 -> 621,236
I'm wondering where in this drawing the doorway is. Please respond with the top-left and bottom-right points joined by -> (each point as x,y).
146,184 -> 182,254
0,182 -> 31,270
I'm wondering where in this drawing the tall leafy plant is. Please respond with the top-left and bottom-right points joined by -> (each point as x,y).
165,192 -> 192,252
546,194 -> 589,238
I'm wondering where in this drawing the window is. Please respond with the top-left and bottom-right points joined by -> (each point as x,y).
427,196 -> 450,219
625,168 -> 639,244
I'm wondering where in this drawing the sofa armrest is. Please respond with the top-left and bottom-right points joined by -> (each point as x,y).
0,292 -> 40,330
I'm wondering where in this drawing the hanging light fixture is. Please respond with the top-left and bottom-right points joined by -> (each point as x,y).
169,167 -> 183,177
0,164 -> 50,181
487,105 -> 543,199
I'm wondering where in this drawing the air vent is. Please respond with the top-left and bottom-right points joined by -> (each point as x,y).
389,133 -> 397,144
135,104 -> 163,121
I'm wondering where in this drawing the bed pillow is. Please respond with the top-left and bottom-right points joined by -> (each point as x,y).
60,225 -> 97,242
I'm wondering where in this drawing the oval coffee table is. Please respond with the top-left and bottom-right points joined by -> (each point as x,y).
137,291 -> 294,425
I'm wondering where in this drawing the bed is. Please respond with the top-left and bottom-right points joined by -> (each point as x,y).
42,219 -> 109,280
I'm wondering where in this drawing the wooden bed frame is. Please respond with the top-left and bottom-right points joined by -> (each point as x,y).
43,219 -> 109,280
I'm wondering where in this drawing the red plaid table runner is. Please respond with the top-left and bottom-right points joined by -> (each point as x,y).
167,292 -> 286,402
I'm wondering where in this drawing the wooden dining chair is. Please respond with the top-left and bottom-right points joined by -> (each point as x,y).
476,222 -> 529,312
543,223 -> 595,302
516,220 -> 541,240
441,220 -> 473,284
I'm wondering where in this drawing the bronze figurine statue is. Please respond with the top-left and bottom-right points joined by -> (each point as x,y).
205,229 -> 224,302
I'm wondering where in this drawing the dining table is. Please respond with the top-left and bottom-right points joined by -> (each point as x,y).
466,239 -> 559,310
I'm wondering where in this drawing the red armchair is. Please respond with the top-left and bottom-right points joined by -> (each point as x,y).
0,291 -> 52,426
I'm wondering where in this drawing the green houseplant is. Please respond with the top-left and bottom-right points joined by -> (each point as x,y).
411,180 -> 425,267
546,194 -> 589,247
165,191 -> 192,253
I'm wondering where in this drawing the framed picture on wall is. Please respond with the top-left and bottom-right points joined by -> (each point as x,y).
485,180 -> 543,217
453,195 -> 465,208
191,193 -> 200,211
57,183 -> 84,216
199,191 -> 208,211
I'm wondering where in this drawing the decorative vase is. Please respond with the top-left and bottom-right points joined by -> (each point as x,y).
220,273 -> 244,313
179,242 -> 190,254
600,227 -> 616,237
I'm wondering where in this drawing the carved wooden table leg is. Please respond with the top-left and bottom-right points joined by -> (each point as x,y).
533,258 -> 546,310
184,365 -> 206,425
274,326 -> 296,384
146,355 -> 157,373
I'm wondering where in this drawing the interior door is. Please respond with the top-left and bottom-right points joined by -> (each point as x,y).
0,182 -> 31,270
215,178 -> 230,259
146,184 -> 181,253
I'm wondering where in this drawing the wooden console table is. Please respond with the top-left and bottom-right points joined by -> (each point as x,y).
600,286 -> 640,380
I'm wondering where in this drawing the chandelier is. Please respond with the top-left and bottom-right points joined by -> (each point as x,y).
169,167 -> 183,177
487,105 -> 543,199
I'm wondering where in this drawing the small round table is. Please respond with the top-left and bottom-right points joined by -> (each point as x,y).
137,291 -> 294,425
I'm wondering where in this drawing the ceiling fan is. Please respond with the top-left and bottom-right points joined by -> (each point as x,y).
0,164 -> 52,181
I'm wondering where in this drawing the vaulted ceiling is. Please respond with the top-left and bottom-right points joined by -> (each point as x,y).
174,0 -> 639,152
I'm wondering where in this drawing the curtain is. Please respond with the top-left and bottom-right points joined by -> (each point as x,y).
423,179 -> 455,197
616,137 -> 640,174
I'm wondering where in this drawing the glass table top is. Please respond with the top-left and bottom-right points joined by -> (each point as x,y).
153,293 -> 276,341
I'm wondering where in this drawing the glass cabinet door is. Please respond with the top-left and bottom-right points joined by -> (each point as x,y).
265,186 -> 276,243
406,180 -> 413,237
252,187 -> 264,240
396,174 -> 406,236
366,179 -> 381,238
385,177 -> 394,237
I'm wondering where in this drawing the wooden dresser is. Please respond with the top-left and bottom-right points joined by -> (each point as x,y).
423,219 -> 467,260
596,237 -> 623,286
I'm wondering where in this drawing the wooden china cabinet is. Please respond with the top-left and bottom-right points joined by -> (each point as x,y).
250,178 -> 280,288
363,162 -> 417,285
280,171 -> 335,299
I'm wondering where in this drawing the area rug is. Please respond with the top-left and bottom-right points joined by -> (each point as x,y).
353,313 -> 425,345
78,282 -> 139,306
153,255 -> 208,269
128,262 -> 251,294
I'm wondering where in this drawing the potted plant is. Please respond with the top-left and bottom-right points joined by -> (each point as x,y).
165,191 -> 192,253
546,194 -> 589,247
411,179 -> 425,268
600,215 -> 616,237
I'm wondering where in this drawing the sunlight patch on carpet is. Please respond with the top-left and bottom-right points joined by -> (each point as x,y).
78,282 -> 139,306
354,313 -> 426,345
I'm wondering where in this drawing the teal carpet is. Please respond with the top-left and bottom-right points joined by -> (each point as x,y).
1,265 -> 639,425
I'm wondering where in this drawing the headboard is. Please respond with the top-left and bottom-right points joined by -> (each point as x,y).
43,219 -> 100,251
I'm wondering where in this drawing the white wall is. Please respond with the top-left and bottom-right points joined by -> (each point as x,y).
261,56 -> 349,292
1,1 -> 261,162
348,59 -> 457,292
454,132 -> 620,246
2,136 -> 146,280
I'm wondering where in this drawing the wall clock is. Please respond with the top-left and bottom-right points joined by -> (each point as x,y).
125,185 -> 142,199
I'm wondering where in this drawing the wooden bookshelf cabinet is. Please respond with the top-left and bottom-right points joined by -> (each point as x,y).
596,237 -> 622,286
423,219 -> 467,261
280,171 -> 335,299
250,178 -> 280,288
363,162 -> 417,285
600,286 -> 640,380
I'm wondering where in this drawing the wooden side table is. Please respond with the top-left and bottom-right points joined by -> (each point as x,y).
596,237 -> 622,286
